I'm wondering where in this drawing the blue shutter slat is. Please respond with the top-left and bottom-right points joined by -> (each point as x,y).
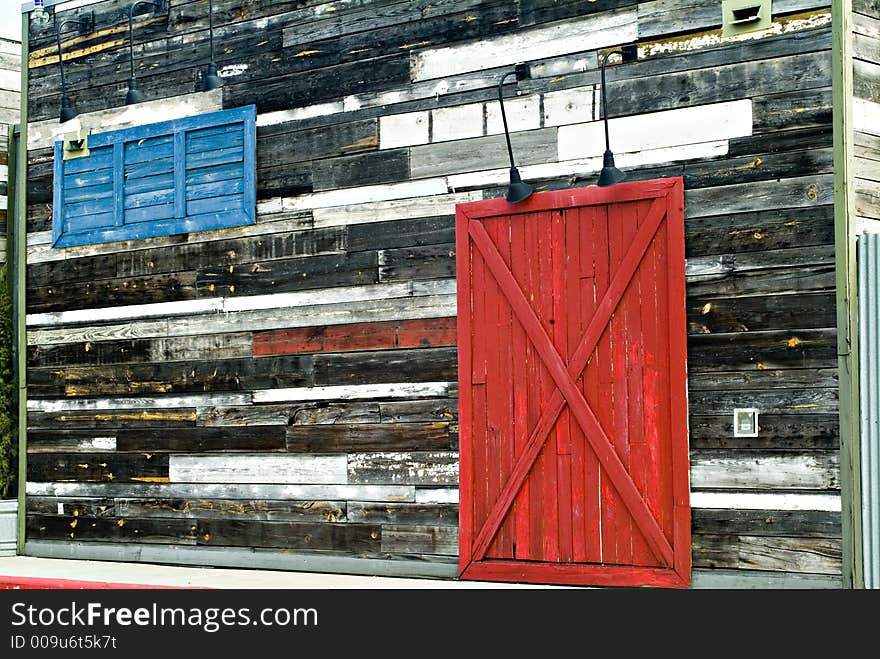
53,105 -> 257,248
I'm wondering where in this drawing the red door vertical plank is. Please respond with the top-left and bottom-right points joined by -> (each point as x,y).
578,205 -> 602,564
567,207 -> 586,563
470,235 -> 490,563
509,213 -> 531,559
552,210 -> 573,563
456,209 -> 474,574
483,218 -> 503,559
627,200 -> 653,566
526,212 -> 545,561
538,211 -> 560,563
665,181 -> 691,584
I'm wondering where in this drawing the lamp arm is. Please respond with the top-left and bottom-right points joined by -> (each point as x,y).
600,49 -> 616,154
209,0 -> 215,64
498,70 -> 518,171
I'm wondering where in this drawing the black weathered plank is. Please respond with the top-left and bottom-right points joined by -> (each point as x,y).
693,509 -> 841,538
378,243 -> 456,282
197,519 -> 382,552
197,401 -> 381,427
688,387 -> 838,416
314,346 -> 458,385
27,409 -> 200,430
26,497 -> 117,517
27,272 -> 199,313
347,451 -> 458,485
346,215 -> 456,252
115,426 -> 287,452
378,398 -> 459,424
258,118 -> 378,164
692,534 -> 842,574
687,292 -> 837,334
26,452 -> 169,483
687,328 -> 838,372
26,514 -> 199,545
285,422 -> 453,452
311,149 -> 410,191
347,502 -> 458,526
689,413 -> 839,450
115,498 -> 346,523
196,251 -> 379,296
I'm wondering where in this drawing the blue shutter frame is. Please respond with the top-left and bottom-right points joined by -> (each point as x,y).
52,105 -> 257,248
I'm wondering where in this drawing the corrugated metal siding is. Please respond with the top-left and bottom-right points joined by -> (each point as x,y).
860,232 -> 880,589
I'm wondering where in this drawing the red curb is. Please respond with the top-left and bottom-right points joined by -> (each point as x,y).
0,576 -> 206,589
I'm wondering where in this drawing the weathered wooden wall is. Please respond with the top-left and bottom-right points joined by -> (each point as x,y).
23,0 -> 841,586
854,0 -> 880,231
0,35 -> 19,264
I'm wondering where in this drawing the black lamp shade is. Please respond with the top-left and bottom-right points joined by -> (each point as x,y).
506,167 -> 534,204
597,149 -> 626,188
203,62 -> 223,91
59,94 -> 78,123
125,77 -> 145,105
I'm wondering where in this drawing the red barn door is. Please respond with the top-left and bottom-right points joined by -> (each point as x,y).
456,178 -> 690,588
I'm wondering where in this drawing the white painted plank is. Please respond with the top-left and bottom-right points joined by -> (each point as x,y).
311,191 -> 482,228
27,89 -> 224,150
558,99 -> 753,160
255,101 -> 344,127
379,111 -> 430,149
854,98 -> 880,137
169,454 -> 348,485
690,491 -> 841,512
26,280 -> 453,328
253,382 -> 455,404
446,141 -> 730,191
28,293 -> 458,346
431,104 -> 484,142
0,68 -> 20,92
542,87 -> 596,127
411,7 -> 638,81
0,163 -> 8,180
26,481 -> 416,502
270,178 -> 449,213
690,453 -> 839,490
415,488 -> 459,504
485,94 -> 541,135
28,393 -> 251,412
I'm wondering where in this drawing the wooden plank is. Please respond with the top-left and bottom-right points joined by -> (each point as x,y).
380,525 -> 458,555
692,534 -> 841,574
115,427 -> 287,452
692,509 -> 841,538
378,398 -> 458,423
310,191 -> 480,228
27,409 -> 199,430
687,292 -> 837,334
313,346 -> 458,386
115,499 -> 346,523
689,413 -> 839,450
378,243 -> 456,282
688,387 -> 838,415
411,7 -> 637,80
27,497 -> 117,518
346,503 -> 458,526
690,451 -> 840,490
28,393 -> 251,412
690,491 -> 841,512
27,515 -> 199,545
379,112 -> 429,150
27,482 -> 415,502
27,453 -> 169,484
311,149 -> 410,191
409,128 -> 556,179
168,454 -> 348,484
285,423 -> 452,452
688,368 -> 839,391
687,328 -> 838,372
253,381 -> 455,404
685,175 -> 834,218
197,519 -> 381,552
26,432 -> 117,453
346,215 -> 455,252
347,451 -> 459,485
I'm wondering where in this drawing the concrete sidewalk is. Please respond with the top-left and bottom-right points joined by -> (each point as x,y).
0,556 -> 554,589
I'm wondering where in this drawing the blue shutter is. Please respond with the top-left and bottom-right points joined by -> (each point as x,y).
52,105 -> 257,248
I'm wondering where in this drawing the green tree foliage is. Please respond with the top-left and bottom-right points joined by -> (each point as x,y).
0,266 -> 16,499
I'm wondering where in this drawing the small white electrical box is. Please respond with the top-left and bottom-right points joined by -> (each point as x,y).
733,408 -> 759,437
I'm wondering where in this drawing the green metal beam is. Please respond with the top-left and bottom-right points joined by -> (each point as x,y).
14,11 -> 28,556
832,0 -> 863,589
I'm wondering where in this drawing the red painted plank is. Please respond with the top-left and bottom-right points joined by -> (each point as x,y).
497,217 -> 516,559
253,326 -> 324,355
455,208 -> 474,575
468,206 -> 673,567
538,214 -> 560,563
525,214 -> 544,561
567,207 -> 586,563
466,198 -> 669,565
323,321 -> 398,352
510,213 -> 531,560
462,561 -> 687,589
553,209 -> 572,563
665,179 -> 692,585
395,317 -> 457,348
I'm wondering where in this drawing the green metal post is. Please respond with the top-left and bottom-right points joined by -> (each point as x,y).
14,10 -> 28,556
832,0 -> 863,589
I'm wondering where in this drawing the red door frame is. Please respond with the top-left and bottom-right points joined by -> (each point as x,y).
455,178 -> 690,588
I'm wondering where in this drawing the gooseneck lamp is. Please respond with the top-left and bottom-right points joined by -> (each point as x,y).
597,44 -> 638,187
54,13 -> 94,123
125,1 -> 165,105
497,70 -> 534,204
202,0 -> 223,91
